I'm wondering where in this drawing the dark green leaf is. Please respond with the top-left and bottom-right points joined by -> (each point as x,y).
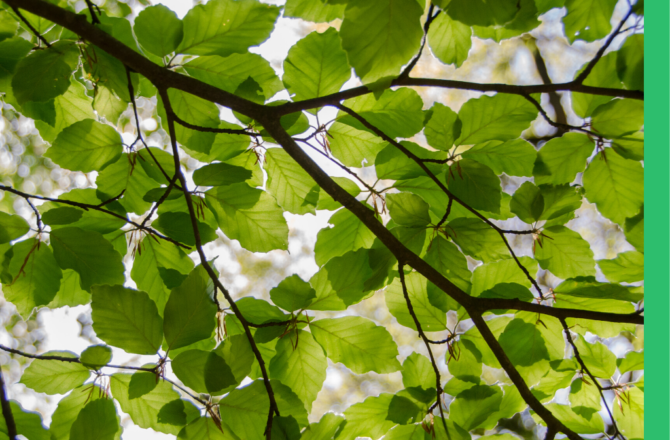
462,139 -> 537,177
134,5 -> 183,57
69,399 -> 120,440
446,159 -> 501,213
80,344 -> 112,370
535,226 -> 595,279
533,133 -> 594,185
270,274 -> 317,312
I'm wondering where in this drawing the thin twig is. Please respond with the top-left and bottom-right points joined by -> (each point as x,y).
84,0 -> 101,25
168,111 -> 258,136
335,103 -> 546,299
436,197 -> 452,228
11,6 -> 51,48
160,88 -> 279,440
0,344 -> 157,372
398,263 -> 449,436
0,370 -> 17,440
0,185 -> 189,250
398,4 -> 440,80
574,7 -> 635,84
560,319 -> 624,440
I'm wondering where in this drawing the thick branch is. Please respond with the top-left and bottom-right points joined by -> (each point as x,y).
0,370 -> 16,440
159,89 -> 279,439
469,313 -> 583,440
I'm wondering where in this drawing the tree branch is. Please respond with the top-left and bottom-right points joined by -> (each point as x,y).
159,89 -> 279,440
11,6 -> 51,48
0,344 -> 157,372
398,4 -> 440,80
0,370 -> 17,440
0,184 -> 189,250
560,319 -> 625,440
398,263 -> 449,435
335,103 -> 547,299
574,7 -> 635,85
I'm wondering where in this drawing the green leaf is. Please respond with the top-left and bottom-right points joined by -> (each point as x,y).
499,319 -> 551,385
80,345 -> 112,370
48,269 -> 90,309
617,34 -> 644,91
511,182 -> 544,224
192,162 -> 252,187
572,52 -> 622,118
185,53 -> 283,101
612,131 -> 644,161
462,139 -> 537,177
138,147 -> 177,185
0,400 -> 49,440
0,37 -> 33,106
456,94 -> 537,146
265,148 -> 319,215
299,413 -> 345,440
96,153 -> 158,215
569,378 -> 601,413
427,13 -> 472,68
310,316 -> 401,374
5,239 -> 61,318
327,121 -> 385,167
537,184 -> 582,226
591,99 -> 644,139
446,159 -> 501,213
131,236 -> 194,313
0,212 -> 29,243
314,208 -> 376,267
387,193 -> 431,227
93,84 -> 127,125
154,211 -> 217,246
45,119 -> 123,173
164,265 -> 218,350
338,88 -> 425,138
583,149 -> 644,225
402,353 -> 436,403
236,297 -> 287,325
447,0 -> 519,26
215,334 -> 255,387
316,176 -> 361,211
284,0 -> 345,22
178,0 -> 281,56
617,350 -> 643,374
383,424 -> 429,440
49,385 -> 109,440
563,0 -> 617,42
450,385 -> 503,431
533,133 -> 594,185
625,207 -> 644,252
178,417 -> 235,440
270,329 -> 327,411
533,403 -> 604,434
424,103 -> 460,151
598,251 -> 643,283
471,256 -> 537,296
270,274 -> 317,312
375,141 -> 446,181
574,337 -> 616,378
614,387 -> 643,440
157,89 -> 219,153
134,5 -> 183,57
206,183 -> 289,253
535,226 -> 595,278
447,218 -> 509,263
532,359 -> 577,402
386,272 -> 447,332
339,0 -> 423,83
12,41 -> 78,105
172,349 -> 236,394
111,373 -> 189,435
91,285 -> 164,355
336,393 -> 418,440
554,276 -> 642,302
50,227 -> 124,291
41,207 -> 83,226
70,399 -> 120,440
307,249 -> 373,310
20,351 -> 89,395
472,0 -> 540,42
425,236 -> 472,294
283,28 -> 350,106
219,380 -> 308,440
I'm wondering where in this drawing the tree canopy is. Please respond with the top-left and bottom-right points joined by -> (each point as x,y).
0,0 -> 644,440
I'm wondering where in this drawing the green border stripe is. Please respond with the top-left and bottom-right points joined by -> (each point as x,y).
646,0 -> 668,437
